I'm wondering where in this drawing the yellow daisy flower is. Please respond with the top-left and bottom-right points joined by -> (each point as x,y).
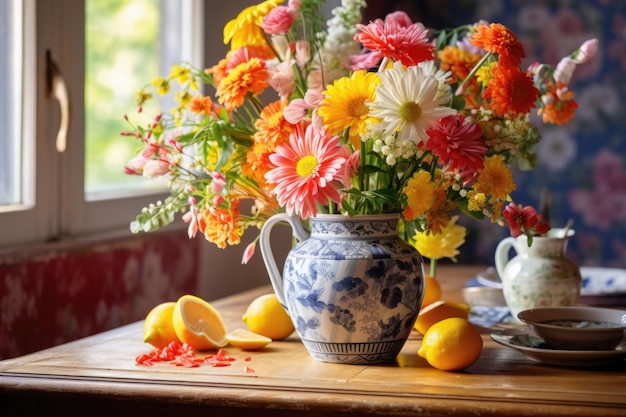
318,70 -> 381,148
151,77 -> 169,96
223,0 -> 284,50
175,90 -> 193,109
402,170 -> 435,221
467,190 -> 487,213
169,64 -> 191,85
413,216 -> 467,260
475,155 -> 516,201
475,61 -> 495,86
135,90 -> 152,106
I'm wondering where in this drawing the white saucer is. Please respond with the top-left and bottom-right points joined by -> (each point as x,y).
476,266 -> 626,305
491,326 -> 626,367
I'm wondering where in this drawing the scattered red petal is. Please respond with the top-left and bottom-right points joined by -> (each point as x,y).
136,345 -> 241,369
244,366 -> 255,373
244,356 -> 252,361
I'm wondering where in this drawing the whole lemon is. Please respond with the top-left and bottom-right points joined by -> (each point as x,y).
242,293 -> 295,340
143,301 -> 180,348
418,317 -> 483,371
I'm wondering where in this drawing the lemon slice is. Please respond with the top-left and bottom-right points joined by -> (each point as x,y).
172,294 -> 228,350
226,328 -> 272,351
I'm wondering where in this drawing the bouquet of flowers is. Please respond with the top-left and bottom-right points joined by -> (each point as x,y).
123,0 -> 596,268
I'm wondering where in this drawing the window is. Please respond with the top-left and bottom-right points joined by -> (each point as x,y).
0,0 -> 22,208
0,0 -> 204,248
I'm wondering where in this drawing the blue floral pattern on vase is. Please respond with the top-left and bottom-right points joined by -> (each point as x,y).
262,213 -> 424,364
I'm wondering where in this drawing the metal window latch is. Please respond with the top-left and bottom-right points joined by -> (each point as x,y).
45,49 -> 69,153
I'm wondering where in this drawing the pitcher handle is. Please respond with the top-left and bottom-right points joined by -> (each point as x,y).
494,236 -> 517,279
259,213 -> 309,309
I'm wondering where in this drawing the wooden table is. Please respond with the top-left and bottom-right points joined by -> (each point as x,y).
1,265 -> 624,417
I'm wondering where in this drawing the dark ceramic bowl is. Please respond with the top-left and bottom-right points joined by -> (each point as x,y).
518,307 -> 626,351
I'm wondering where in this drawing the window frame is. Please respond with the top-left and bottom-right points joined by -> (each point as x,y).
0,0 -> 205,248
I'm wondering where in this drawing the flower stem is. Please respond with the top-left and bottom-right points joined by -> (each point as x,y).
455,51 -> 492,96
429,258 -> 438,278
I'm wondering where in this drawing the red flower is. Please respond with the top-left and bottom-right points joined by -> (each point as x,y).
425,114 -> 487,173
354,19 -> 434,66
503,203 -> 550,238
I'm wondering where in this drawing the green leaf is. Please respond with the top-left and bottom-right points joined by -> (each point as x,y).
451,95 -> 466,110
436,30 -> 448,50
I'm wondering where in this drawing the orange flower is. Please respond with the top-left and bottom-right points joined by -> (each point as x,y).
216,58 -> 269,110
253,100 -> 293,148
437,46 -> 482,83
538,86 -> 578,125
206,55 -> 231,87
242,147 -> 273,190
539,99 -> 578,125
198,200 -> 243,249
474,155 -> 516,202
425,187 -> 456,234
243,100 -> 293,189
482,66 -> 538,117
471,23 -> 525,69
402,170 -> 435,221
189,95 -> 214,115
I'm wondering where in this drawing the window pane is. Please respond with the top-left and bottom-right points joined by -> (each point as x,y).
84,0 -> 194,198
0,0 -> 22,206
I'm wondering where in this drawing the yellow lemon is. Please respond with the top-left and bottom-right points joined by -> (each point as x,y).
226,328 -> 272,350
242,293 -> 295,340
418,317 -> 483,371
414,299 -> 470,335
421,275 -> 442,308
172,294 -> 228,350
143,301 -> 180,348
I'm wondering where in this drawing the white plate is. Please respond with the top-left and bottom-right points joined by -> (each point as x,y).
491,326 -> 626,367
580,266 -> 626,294
476,266 -> 626,305
476,266 -> 502,289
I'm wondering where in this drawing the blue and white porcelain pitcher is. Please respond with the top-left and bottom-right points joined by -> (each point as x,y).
260,213 -> 424,364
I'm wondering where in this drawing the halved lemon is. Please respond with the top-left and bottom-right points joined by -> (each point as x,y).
414,299 -> 471,335
226,328 -> 272,350
172,294 -> 228,350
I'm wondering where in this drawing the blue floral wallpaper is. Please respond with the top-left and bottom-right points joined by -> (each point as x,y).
369,0 -> 626,268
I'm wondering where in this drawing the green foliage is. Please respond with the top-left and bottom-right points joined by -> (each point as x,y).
130,194 -> 189,233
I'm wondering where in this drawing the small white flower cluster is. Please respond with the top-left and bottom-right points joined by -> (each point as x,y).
365,125 -> 421,166
468,107 -> 541,169
319,0 -> 366,84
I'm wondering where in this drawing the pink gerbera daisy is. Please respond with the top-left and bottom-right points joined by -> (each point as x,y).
354,18 -> 434,66
425,114 -> 487,173
265,122 -> 351,219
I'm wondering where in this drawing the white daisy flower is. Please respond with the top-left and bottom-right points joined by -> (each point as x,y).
368,63 -> 457,145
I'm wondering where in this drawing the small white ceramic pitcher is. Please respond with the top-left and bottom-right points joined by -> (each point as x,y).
494,228 -> 582,320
